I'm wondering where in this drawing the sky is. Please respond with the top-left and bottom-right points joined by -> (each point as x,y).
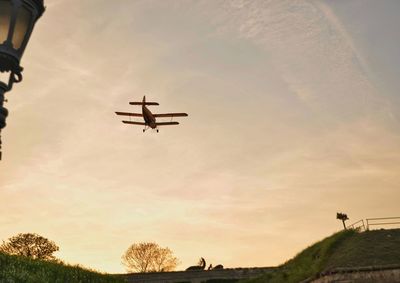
1,0 -> 400,274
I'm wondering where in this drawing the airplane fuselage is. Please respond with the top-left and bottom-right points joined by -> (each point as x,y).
142,105 -> 157,128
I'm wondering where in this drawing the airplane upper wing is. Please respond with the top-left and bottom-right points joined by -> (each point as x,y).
153,113 -> 188,118
122,121 -> 146,126
129,102 -> 159,106
155,122 -> 179,126
115,111 -> 143,117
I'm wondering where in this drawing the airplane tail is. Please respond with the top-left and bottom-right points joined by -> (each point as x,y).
129,96 -> 159,106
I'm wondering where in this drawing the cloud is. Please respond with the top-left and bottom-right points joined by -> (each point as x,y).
1,0 -> 400,273
202,0 -> 392,123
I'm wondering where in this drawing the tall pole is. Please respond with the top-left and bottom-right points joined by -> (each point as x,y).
0,84 -> 9,160
0,0 -> 45,161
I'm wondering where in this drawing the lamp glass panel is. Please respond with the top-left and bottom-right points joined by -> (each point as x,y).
12,5 -> 32,49
0,0 -> 11,44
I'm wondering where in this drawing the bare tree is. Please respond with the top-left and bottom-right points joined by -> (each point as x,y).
0,233 -> 59,260
122,242 -> 179,273
152,245 -> 179,272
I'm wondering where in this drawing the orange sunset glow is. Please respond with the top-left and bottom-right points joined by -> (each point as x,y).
1,0 -> 400,274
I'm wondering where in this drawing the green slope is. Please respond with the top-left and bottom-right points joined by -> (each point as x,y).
244,228 -> 400,283
0,252 -> 125,283
325,228 -> 400,269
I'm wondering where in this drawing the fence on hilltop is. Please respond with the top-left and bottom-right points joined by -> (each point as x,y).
347,216 -> 400,231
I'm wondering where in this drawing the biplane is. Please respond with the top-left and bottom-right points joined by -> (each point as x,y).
115,96 -> 188,132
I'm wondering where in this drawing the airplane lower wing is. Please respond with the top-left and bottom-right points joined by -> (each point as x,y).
153,113 -> 188,118
115,111 -> 143,117
155,122 -> 179,126
122,121 -> 146,126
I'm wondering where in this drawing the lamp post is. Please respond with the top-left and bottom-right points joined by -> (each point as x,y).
0,0 -> 45,160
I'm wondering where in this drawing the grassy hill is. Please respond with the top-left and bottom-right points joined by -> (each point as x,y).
244,228 -> 400,283
0,252 -> 125,283
2,229 -> 399,283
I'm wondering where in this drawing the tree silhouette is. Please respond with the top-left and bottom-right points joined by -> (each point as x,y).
122,242 -> 179,273
0,233 -> 59,260
336,212 -> 349,229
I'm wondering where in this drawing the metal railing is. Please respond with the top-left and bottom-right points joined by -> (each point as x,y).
366,217 -> 400,230
347,219 -> 366,231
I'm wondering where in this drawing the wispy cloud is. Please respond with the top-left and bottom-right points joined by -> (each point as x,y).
205,0 -> 389,122
1,0 -> 400,273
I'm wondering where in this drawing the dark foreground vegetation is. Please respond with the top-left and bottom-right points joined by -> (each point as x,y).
244,228 -> 400,283
1,229 -> 399,282
0,252 -> 125,283
325,228 -> 400,269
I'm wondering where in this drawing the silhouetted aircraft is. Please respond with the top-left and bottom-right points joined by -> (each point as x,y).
115,96 -> 188,132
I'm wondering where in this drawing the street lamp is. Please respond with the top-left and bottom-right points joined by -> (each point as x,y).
0,0 -> 45,160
